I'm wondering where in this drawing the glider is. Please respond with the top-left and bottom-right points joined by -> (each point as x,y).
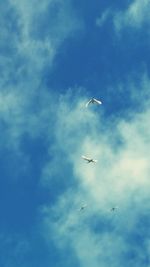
82,155 -> 98,163
85,98 -> 102,107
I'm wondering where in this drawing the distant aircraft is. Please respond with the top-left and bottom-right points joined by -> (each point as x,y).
110,206 -> 118,212
85,98 -> 102,107
82,155 -> 98,163
79,204 -> 87,211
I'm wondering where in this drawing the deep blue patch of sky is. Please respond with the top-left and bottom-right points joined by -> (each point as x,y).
44,1 -> 150,117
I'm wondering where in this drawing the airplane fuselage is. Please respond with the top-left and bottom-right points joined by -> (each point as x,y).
87,159 -> 94,163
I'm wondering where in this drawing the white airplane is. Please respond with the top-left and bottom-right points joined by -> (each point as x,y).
85,98 -> 102,107
82,155 -> 98,163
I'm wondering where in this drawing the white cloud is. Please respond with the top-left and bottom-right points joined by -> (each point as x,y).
0,0 -> 82,150
114,0 -> 150,32
98,0 -> 150,33
41,80 -> 150,266
9,0 -> 82,73
96,9 -> 111,27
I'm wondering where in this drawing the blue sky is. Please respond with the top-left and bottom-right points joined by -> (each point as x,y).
0,0 -> 150,266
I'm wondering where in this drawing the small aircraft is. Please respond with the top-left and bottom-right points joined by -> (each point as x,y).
79,204 -> 87,211
110,206 -> 118,212
85,98 -> 102,107
82,155 -> 98,163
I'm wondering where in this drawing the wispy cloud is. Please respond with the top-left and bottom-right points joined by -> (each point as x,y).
97,0 -> 150,33
114,0 -> 150,32
96,9 -> 111,27
0,0 -> 82,152
0,2 -> 83,263
9,0 -> 82,74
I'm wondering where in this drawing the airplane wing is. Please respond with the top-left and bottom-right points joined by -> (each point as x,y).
93,98 -> 102,105
82,155 -> 91,161
85,99 -> 92,107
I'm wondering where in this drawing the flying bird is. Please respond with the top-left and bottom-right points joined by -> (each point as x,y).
82,155 -> 98,163
85,98 -> 102,107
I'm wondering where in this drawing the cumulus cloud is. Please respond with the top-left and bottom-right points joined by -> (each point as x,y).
41,81 -> 150,266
